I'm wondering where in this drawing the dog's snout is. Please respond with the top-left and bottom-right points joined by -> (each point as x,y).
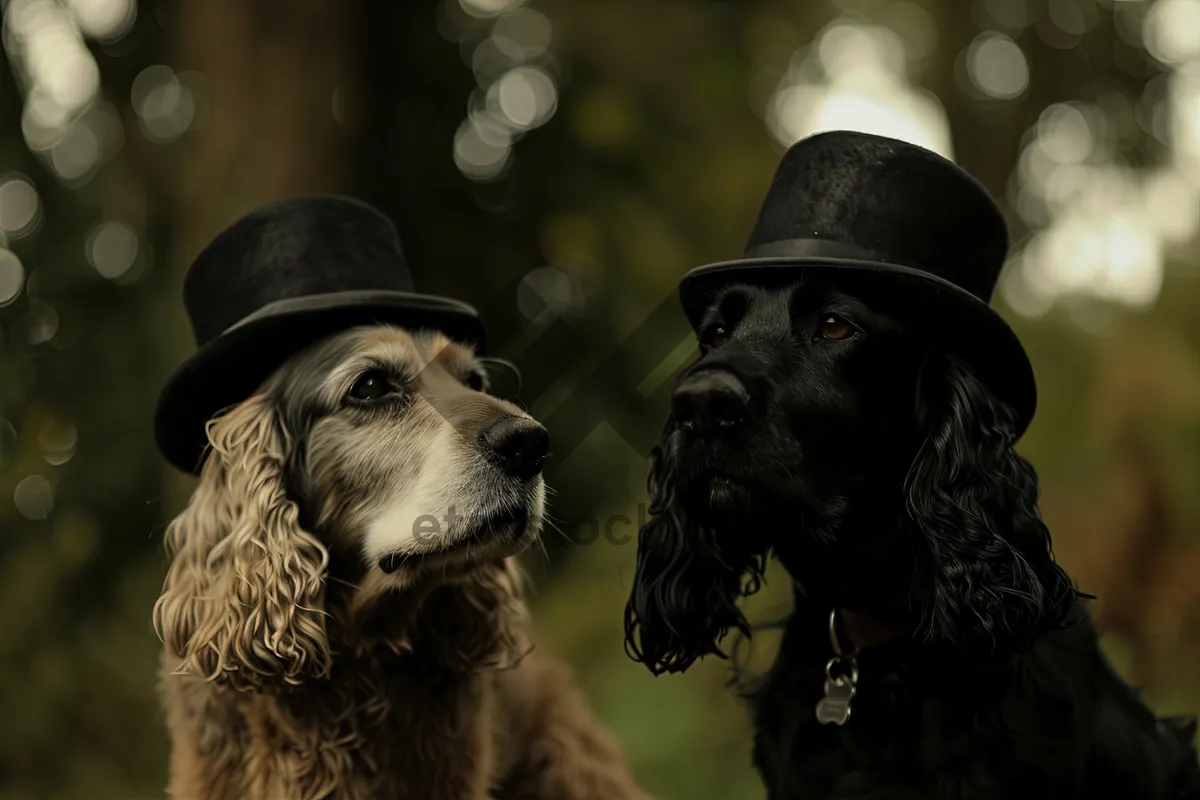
672,371 -> 750,430
481,416 -> 550,481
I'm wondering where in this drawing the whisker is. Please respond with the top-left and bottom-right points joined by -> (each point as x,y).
534,535 -> 551,566
541,516 -> 572,545
326,575 -> 361,590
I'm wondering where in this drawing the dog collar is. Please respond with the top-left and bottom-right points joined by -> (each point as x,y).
815,609 -> 861,726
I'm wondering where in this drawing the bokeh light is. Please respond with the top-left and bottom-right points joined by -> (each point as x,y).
1007,114 -> 1171,313
50,118 -> 101,181
967,32 -> 1029,100
883,2 -> 938,65
0,176 -> 41,237
13,474 -> 54,520
1047,0 -> 1094,37
37,418 -> 77,467
767,19 -> 953,158
1142,169 -> 1200,243
4,0 -> 102,152
1037,103 -> 1096,164
1143,0 -> 1200,64
0,249 -> 25,307
494,65 -> 557,130
1170,70 -> 1200,174
449,2 -> 559,181
18,300 -> 60,346
472,30 -> 525,79
454,116 -> 514,179
132,65 -> 196,144
85,221 -> 140,280
459,0 -> 527,19
492,7 -> 553,58
63,0 -> 136,42
516,266 -> 584,324
1001,0 -> 1200,315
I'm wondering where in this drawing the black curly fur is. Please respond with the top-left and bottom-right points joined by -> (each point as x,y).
623,442 -> 767,675
624,279 -> 1200,799
905,356 -> 1076,656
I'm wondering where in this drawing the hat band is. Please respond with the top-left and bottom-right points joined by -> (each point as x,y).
744,238 -> 890,263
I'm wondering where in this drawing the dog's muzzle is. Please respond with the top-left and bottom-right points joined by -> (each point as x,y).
672,370 -> 750,433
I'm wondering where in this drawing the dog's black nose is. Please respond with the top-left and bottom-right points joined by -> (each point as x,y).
672,371 -> 750,430
481,416 -> 550,480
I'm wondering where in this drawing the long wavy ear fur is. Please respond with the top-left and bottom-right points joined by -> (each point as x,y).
906,356 -> 1076,656
624,438 -> 766,675
152,394 -> 331,690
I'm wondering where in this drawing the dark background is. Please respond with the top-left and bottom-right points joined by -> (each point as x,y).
1,0 -> 1198,797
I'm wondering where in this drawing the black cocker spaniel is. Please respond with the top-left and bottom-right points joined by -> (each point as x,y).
624,275 -> 1200,800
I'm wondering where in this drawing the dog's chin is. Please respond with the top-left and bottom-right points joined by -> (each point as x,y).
677,462 -> 836,536
376,503 -> 540,580
675,472 -> 756,527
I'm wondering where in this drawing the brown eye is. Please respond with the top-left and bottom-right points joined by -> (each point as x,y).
700,324 -> 729,351
347,370 -> 393,402
818,314 -> 858,342
465,370 -> 486,392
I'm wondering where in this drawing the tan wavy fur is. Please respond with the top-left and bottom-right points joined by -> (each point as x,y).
152,326 -> 653,800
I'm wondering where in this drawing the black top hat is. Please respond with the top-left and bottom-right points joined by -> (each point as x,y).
679,130 -> 1036,436
154,195 -> 486,475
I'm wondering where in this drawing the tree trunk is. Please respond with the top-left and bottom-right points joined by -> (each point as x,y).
162,0 -> 363,505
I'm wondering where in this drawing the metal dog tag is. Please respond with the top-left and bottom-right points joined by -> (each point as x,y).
816,645 -> 859,726
816,675 -> 856,725
816,611 -> 861,726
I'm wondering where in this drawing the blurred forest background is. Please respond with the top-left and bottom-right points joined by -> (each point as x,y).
1,0 -> 1199,797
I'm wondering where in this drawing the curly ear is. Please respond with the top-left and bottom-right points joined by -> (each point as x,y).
152,394 -> 331,690
906,356 -> 1076,655
624,439 -> 766,675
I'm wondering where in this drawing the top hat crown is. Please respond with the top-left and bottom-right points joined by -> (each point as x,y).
744,130 -> 1009,301
155,195 -> 485,474
679,130 -> 1036,435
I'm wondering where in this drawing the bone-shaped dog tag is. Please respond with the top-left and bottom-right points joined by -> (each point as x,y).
815,677 -> 856,725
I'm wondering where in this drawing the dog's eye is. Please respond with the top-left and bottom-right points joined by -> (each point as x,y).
700,324 -> 729,351
464,370 -> 486,392
347,370 -> 393,402
818,315 -> 859,342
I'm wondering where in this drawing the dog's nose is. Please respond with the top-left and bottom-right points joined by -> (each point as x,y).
672,371 -> 750,430
481,416 -> 550,480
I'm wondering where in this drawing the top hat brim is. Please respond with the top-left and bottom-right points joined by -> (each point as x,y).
155,290 -> 486,475
678,257 -> 1036,438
